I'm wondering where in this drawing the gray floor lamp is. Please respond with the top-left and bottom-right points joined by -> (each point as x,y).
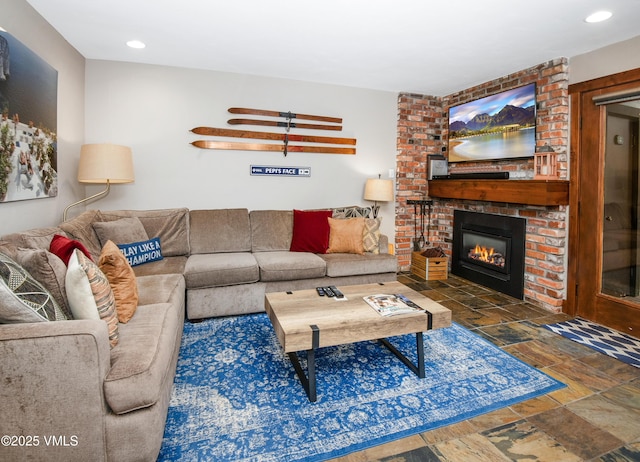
63,143 -> 134,221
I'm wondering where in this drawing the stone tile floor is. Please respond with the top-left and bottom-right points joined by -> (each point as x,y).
329,273 -> 640,462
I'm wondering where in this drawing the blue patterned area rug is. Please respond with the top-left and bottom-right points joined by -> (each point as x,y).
159,314 -> 565,462
544,317 -> 640,368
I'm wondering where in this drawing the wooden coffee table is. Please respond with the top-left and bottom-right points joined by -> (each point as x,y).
265,281 -> 451,402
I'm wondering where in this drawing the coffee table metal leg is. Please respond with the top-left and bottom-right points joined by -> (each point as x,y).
287,325 -> 320,402
379,332 -> 425,378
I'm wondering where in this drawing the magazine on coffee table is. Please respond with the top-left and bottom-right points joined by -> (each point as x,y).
363,294 -> 423,317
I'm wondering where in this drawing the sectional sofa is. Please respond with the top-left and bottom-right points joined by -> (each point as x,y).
0,206 -> 396,461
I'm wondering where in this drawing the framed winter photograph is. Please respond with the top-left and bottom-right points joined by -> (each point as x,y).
0,31 -> 58,202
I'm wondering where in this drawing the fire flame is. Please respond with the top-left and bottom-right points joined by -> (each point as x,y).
473,244 -> 496,263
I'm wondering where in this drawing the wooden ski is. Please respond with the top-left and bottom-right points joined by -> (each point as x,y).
191,140 -> 355,155
228,107 -> 342,124
191,126 -> 356,145
227,118 -> 342,131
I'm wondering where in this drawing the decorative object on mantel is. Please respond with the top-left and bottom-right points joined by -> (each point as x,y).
534,144 -> 559,179
63,144 -> 134,221
407,198 -> 433,250
363,175 -> 393,218
191,107 -> 355,156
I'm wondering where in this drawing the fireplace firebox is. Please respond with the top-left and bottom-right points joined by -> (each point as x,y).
452,210 -> 525,299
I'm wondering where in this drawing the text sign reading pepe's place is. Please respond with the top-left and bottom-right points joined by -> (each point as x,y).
250,165 -> 311,177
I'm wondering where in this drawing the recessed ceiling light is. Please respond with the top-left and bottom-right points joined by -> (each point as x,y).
126,40 -> 146,49
585,11 -> 613,23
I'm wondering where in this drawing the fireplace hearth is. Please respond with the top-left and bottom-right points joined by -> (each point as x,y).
452,210 -> 525,299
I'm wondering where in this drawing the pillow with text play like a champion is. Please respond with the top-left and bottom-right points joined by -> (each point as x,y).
117,237 -> 163,267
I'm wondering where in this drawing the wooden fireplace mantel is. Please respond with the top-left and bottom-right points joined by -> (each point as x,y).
427,179 -> 569,206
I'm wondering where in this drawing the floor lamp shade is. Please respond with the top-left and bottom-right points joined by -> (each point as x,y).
78,144 -> 135,183
364,178 -> 393,218
63,144 -> 135,221
364,178 -> 394,203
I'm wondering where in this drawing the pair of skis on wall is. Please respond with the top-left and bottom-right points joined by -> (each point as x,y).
191,107 -> 356,156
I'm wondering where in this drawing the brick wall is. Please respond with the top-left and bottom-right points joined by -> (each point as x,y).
396,58 -> 569,312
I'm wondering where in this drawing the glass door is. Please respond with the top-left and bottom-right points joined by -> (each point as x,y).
573,76 -> 640,336
601,103 -> 640,299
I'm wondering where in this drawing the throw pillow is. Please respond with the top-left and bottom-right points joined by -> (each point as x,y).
0,252 -> 67,323
332,205 -> 373,219
66,250 -> 119,347
289,209 -> 333,254
49,234 -> 93,266
327,217 -> 366,255
14,248 -> 72,319
117,237 -> 163,266
99,240 -> 139,323
92,217 -> 149,247
363,217 -> 382,254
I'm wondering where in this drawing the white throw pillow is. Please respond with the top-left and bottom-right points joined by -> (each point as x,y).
65,250 -> 100,320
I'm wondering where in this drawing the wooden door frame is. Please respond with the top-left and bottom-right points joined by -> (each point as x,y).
567,68 -> 640,316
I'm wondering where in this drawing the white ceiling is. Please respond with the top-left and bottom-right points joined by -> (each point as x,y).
23,0 -> 640,95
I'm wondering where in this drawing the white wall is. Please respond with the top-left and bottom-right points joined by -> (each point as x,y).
83,60 -> 399,238
569,34 -> 640,85
0,0 -> 85,235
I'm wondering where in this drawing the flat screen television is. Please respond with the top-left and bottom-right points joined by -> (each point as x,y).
447,83 -> 536,163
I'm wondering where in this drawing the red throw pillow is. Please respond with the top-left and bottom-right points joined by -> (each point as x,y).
289,209 -> 333,253
50,234 -> 93,266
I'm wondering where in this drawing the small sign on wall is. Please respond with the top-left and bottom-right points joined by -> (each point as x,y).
250,165 -> 311,177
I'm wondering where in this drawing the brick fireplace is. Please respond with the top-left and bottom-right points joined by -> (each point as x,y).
396,58 -> 569,312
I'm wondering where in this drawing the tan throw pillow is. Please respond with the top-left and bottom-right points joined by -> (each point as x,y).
363,218 -> 382,254
98,240 -> 139,323
66,250 -> 119,348
327,217 -> 365,255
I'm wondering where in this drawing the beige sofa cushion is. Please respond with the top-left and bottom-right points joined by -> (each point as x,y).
104,273 -> 185,414
99,208 -> 190,257
319,252 -> 397,277
250,210 -> 292,252
184,253 -> 259,288
253,251 -> 326,281
92,217 -> 149,247
59,210 -> 104,260
190,209 -> 251,253
131,256 -> 187,277
1,226 -> 66,251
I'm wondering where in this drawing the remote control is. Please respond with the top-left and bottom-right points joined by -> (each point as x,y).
316,287 -> 325,296
329,286 -> 344,298
323,286 -> 335,297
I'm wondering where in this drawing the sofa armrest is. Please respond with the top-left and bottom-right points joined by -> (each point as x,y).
0,320 -> 111,461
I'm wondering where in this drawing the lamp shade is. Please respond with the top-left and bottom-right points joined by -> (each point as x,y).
364,178 -> 393,202
78,143 -> 135,184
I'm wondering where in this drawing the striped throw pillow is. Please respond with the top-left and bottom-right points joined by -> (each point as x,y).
66,249 -> 119,347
